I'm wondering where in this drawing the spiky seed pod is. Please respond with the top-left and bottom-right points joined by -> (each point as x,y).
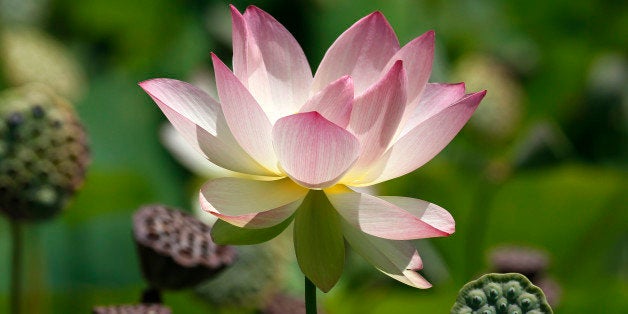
0,84 -> 89,221
490,247 -> 549,282
451,273 -> 552,314
92,304 -> 171,314
133,204 -> 237,290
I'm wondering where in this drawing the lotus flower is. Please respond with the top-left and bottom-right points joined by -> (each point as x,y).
140,5 -> 485,292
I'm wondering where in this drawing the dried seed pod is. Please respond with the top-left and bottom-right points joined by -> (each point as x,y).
451,273 -> 552,314
92,304 -> 171,314
490,246 -> 549,282
262,293 -> 314,314
133,204 -> 237,290
0,84 -> 89,221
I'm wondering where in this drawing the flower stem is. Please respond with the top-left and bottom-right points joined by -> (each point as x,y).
10,220 -> 23,314
305,276 -> 317,314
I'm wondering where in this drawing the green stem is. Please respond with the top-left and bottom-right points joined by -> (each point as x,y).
305,276 -> 317,314
10,220 -> 23,314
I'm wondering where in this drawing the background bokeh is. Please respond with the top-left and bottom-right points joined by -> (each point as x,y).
0,0 -> 626,312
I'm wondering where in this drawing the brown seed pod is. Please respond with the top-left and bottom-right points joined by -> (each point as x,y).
92,304 -> 171,314
133,204 -> 237,290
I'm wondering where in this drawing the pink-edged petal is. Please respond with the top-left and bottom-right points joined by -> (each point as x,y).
382,31 -> 435,117
299,75 -> 354,128
312,12 -> 400,94
140,78 -> 270,176
231,5 -> 312,120
379,196 -> 455,235
199,177 -> 308,228
325,186 -> 452,240
350,90 -> 486,186
212,54 -> 280,174
400,83 -> 467,137
272,112 -> 360,189
342,61 -> 406,180
342,221 -> 432,288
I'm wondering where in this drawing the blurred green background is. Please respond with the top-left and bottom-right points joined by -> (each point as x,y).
0,0 -> 626,313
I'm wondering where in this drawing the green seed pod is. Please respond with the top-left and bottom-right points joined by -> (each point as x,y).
133,204 -> 237,290
0,84 -> 89,221
451,273 -> 552,314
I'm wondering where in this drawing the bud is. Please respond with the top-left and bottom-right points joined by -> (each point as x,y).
452,54 -> 523,142
1,26 -> 86,100
195,236 -> 291,308
133,204 -> 237,290
451,273 -> 553,314
0,85 -> 89,220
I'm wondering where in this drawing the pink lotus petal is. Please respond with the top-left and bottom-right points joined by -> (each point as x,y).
140,78 -> 271,176
312,12 -> 400,95
400,83 -> 467,137
379,196 -> 455,235
325,187 -> 452,240
351,90 -> 486,186
342,61 -> 406,179
231,6 -> 312,121
342,221 -> 432,288
212,54 -> 280,174
382,31 -> 435,127
299,75 -> 354,128
199,177 -> 307,228
273,112 -> 360,189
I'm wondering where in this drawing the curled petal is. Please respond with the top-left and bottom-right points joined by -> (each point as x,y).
312,12 -> 399,94
325,187 -> 453,240
342,220 -> 432,288
382,31 -> 435,117
351,90 -> 486,186
212,54 -> 280,174
139,78 -> 270,175
231,5 -> 312,120
299,76 -> 354,128
342,61 -> 406,181
199,177 -> 307,228
273,112 -> 360,189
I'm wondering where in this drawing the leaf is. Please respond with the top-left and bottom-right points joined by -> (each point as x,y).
210,216 -> 294,245
293,190 -> 345,292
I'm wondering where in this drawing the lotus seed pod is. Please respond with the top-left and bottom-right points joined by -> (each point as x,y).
262,293 -> 326,314
451,273 -> 552,314
452,54 -> 523,142
92,304 -> 171,314
0,26 -> 86,101
0,85 -> 89,221
196,234 -> 292,308
132,204 -> 237,290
